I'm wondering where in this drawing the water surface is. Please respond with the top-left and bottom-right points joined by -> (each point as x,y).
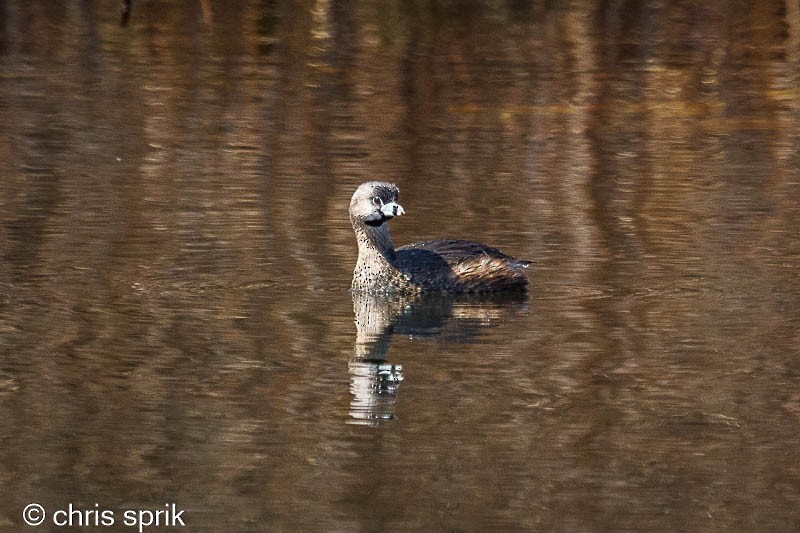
1,1 -> 800,531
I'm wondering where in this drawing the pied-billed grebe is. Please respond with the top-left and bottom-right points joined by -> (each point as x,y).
350,181 -> 530,293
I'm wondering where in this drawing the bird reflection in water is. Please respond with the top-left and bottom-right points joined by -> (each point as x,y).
348,293 -> 408,426
348,291 -> 528,425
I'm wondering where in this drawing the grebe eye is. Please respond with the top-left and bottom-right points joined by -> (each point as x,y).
372,197 -> 384,207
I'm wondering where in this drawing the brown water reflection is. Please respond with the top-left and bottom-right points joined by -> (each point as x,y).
2,1 -> 800,531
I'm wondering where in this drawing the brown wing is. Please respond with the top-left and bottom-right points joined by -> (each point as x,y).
395,239 -> 529,292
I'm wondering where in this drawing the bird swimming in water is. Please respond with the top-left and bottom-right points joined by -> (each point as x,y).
349,181 -> 530,293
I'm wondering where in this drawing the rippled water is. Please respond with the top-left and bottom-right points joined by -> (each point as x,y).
1,1 -> 800,531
